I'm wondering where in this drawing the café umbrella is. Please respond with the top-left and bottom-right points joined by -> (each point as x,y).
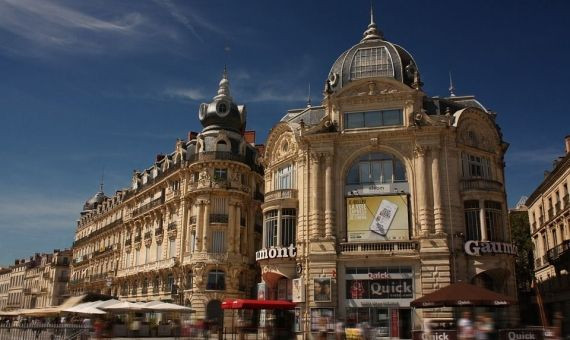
410,282 -> 516,308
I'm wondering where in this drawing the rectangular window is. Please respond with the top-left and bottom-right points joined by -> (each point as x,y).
462,153 -> 492,179
212,197 -> 228,214
168,238 -> 176,258
552,229 -> 558,247
464,200 -> 481,241
145,246 -> 150,264
213,168 -> 227,182
135,249 -> 140,266
212,231 -> 225,253
281,209 -> 297,247
344,109 -> 403,129
156,243 -> 162,261
485,201 -> 503,242
277,165 -> 294,190
265,210 -> 279,247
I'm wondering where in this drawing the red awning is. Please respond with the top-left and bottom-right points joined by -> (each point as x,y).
221,299 -> 296,310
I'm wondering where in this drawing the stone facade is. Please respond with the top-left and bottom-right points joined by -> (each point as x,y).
0,249 -> 70,311
257,14 -> 517,335
70,71 -> 264,325
526,136 -> 570,329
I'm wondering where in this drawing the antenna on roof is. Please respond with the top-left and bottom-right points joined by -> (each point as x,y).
307,82 -> 312,108
99,167 -> 105,193
449,71 -> 456,97
370,0 -> 375,25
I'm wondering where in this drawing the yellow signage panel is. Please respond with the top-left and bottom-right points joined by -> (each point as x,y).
346,195 -> 409,241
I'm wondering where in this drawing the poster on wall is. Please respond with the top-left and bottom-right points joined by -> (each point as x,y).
346,195 -> 409,242
257,283 -> 267,300
314,278 -> 331,302
310,308 -> 335,332
292,278 -> 305,302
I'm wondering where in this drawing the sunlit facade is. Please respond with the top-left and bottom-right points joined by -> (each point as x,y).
257,14 -> 518,336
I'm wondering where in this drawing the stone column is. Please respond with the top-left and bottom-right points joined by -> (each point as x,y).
415,145 -> 430,235
195,203 -> 204,252
431,147 -> 444,234
325,155 -> 335,239
310,153 -> 321,238
235,205 -> 242,254
479,199 -> 488,241
228,202 -> 235,253
202,201 -> 210,252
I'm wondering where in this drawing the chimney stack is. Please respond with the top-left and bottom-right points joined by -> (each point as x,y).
155,154 -> 165,163
244,131 -> 256,145
565,135 -> 570,154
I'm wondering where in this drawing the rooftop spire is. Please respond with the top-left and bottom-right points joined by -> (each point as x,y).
307,82 -> 312,107
362,1 -> 383,41
448,71 -> 456,97
99,167 -> 104,193
214,65 -> 232,101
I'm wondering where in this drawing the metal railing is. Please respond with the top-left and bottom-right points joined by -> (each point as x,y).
117,258 -> 176,277
187,151 -> 263,174
73,218 -> 123,247
210,214 -> 229,223
339,241 -> 419,253
131,197 -> 165,217
0,323 -> 89,340
547,239 -> 570,263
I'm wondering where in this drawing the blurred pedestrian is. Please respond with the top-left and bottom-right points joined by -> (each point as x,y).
336,318 -> 345,340
458,311 -> 474,340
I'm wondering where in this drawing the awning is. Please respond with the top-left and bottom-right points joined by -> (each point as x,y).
410,282 -> 516,308
141,301 -> 194,313
221,299 -> 296,310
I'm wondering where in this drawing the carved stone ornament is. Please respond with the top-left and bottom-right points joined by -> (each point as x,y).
341,81 -> 399,97
413,145 -> 428,158
272,132 -> 297,165
193,262 -> 206,286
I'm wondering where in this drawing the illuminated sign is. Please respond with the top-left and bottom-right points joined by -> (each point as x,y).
464,240 -> 517,256
255,245 -> 297,261
346,195 -> 409,242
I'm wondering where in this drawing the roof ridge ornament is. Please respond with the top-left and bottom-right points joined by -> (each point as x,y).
449,71 -> 456,97
361,2 -> 384,41
214,65 -> 232,101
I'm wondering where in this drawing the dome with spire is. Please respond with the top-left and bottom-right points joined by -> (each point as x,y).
198,67 -> 246,133
326,8 -> 420,93
82,190 -> 106,211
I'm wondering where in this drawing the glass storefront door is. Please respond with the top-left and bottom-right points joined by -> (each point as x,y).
346,307 -> 412,339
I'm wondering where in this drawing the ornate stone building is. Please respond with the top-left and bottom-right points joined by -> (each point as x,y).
527,136 -> 570,330
257,13 -> 517,335
70,71 -> 264,324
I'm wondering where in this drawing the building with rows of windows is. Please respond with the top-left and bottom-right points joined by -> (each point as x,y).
69,71 -> 264,324
526,136 -> 570,330
256,13 -> 517,335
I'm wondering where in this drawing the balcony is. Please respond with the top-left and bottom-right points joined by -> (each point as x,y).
116,258 -> 176,277
535,257 -> 542,269
339,241 -> 419,255
187,151 -> 263,174
93,245 -> 113,257
73,218 -> 123,247
460,178 -> 503,192
265,189 -> 298,202
210,214 -> 228,224
131,197 -> 165,218
547,240 -> 570,264
166,190 -> 180,202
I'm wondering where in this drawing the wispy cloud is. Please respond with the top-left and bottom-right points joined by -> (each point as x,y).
244,89 -> 307,103
164,87 -> 207,101
0,193 -> 81,231
506,147 -> 564,165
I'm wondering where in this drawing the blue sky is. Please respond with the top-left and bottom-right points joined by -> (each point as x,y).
0,0 -> 569,266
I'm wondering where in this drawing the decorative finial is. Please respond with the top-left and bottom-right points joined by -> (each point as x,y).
448,71 -> 456,97
307,82 -> 312,108
214,66 -> 232,101
362,1 -> 383,41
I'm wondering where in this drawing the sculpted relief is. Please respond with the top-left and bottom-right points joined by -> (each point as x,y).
270,132 -> 297,165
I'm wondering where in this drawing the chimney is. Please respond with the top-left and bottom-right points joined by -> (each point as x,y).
244,131 -> 256,145
155,154 -> 165,163
565,135 -> 570,154
188,131 -> 198,141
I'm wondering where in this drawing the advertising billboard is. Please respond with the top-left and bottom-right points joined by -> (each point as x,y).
346,195 -> 409,242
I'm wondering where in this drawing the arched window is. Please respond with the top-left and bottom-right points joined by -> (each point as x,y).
216,140 -> 229,152
206,270 -> 225,290
346,152 -> 406,186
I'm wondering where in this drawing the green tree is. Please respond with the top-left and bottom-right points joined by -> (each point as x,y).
509,209 -> 534,292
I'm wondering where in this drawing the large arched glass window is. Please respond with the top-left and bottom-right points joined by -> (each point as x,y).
346,152 -> 406,185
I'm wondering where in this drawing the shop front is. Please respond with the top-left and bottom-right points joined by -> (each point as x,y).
343,265 -> 415,339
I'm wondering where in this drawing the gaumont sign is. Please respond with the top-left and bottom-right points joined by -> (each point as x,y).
256,245 -> 297,261
464,240 -> 518,256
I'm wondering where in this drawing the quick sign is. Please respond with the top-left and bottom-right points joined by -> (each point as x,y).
255,245 -> 297,261
498,329 -> 544,340
464,240 -> 518,256
412,331 -> 457,340
346,279 -> 413,299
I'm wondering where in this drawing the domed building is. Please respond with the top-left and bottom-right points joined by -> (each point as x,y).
258,11 -> 517,336
70,70 -> 265,327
